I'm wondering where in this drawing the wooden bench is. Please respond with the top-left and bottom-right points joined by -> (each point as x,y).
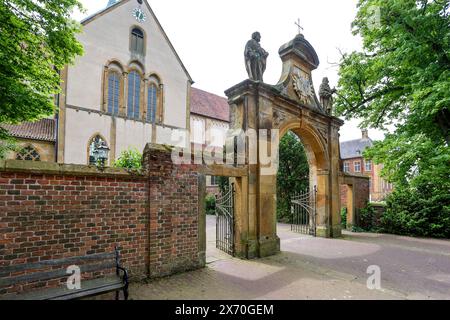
0,247 -> 129,300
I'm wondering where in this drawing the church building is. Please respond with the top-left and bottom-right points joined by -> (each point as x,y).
3,0 -> 197,166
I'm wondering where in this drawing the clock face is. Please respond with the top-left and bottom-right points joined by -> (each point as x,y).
132,8 -> 146,23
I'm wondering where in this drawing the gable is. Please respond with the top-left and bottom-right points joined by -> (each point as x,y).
80,0 -> 192,83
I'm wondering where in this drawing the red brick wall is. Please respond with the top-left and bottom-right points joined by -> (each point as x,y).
144,145 -> 204,277
0,170 -> 149,293
340,174 -> 370,228
0,144 -> 205,295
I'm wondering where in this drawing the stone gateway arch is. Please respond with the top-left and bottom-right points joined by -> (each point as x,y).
223,33 -> 344,258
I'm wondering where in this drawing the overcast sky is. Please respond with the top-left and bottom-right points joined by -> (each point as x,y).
73,0 -> 386,142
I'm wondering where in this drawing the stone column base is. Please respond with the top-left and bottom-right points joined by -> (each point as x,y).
316,225 -> 342,238
258,236 -> 280,258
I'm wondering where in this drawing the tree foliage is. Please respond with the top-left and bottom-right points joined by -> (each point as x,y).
335,0 -> 450,238
276,132 -> 309,222
0,0 -> 84,143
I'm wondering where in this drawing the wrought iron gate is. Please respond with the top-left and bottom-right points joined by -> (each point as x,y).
291,186 -> 317,236
215,184 -> 235,256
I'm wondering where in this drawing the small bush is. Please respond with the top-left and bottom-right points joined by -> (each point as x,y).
205,194 -> 216,215
114,148 -> 142,171
358,204 -> 378,232
341,207 -> 348,229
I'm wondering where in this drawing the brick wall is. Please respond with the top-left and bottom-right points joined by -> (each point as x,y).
143,144 -> 205,278
340,173 -> 370,228
0,164 -> 149,294
0,143 -> 205,295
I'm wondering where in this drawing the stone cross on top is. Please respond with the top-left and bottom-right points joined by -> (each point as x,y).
295,18 -> 304,35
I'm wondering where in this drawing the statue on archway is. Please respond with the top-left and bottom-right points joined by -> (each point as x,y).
319,77 -> 336,115
245,32 -> 269,82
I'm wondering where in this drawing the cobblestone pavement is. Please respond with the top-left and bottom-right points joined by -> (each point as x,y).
130,216 -> 450,300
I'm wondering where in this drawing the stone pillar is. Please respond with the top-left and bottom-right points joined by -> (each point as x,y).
329,124 -> 342,237
226,81 -> 280,258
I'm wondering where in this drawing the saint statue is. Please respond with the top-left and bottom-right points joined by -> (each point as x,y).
244,32 -> 269,82
319,77 -> 336,115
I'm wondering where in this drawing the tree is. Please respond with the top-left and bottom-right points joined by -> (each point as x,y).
276,132 -> 309,222
335,0 -> 450,237
0,0 -> 84,151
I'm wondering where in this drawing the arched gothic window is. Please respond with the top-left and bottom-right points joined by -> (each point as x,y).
127,71 -> 141,119
16,145 -> 41,161
108,71 -> 120,115
130,27 -> 144,55
147,83 -> 158,123
88,135 -> 109,166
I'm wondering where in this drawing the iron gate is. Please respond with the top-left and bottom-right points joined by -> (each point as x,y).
215,184 -> 235,256
291,186 -> 317,236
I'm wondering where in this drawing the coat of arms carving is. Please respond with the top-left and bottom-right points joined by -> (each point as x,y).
292,69 -> 314,105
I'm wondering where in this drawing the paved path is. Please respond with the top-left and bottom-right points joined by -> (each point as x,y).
130,216 -> 450,300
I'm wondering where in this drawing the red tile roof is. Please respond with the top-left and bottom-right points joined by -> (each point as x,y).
190,87 -> 229,122
2,119 -> 56,142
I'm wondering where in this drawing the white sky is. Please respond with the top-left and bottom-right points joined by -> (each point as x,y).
73,0 -> 386,142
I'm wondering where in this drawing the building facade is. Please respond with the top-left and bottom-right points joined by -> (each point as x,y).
190,88 -> 229,193
3,0 -> 193,166
340,130 -> 393,203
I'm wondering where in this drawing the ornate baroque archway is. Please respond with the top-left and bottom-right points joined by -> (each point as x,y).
224,33 -> 343,258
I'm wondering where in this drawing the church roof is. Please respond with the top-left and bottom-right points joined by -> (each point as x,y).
80,0 -> 193,84
190,88 -> 229,122
340,138 -> 373,160
2,119 -> 56,142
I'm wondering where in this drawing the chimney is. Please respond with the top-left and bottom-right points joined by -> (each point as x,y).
362,129 -> 369,140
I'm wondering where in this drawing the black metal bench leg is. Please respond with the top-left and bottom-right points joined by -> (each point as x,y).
123,286 -> 129,300
115,290 -> 120,300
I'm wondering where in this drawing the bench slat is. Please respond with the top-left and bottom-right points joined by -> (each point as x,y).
0,262 -> 115,288
0,252 -> 115,275
1,276 -> 123,300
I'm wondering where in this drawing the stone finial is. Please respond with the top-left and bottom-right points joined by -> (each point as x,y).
244,32 -> 269,82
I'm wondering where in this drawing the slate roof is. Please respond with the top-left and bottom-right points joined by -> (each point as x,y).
340,138 -> 373,160
190,87 -> 229,122
1,119 -> 56,142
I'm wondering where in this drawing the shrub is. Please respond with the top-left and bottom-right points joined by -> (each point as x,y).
341,207 -> 348,229
205,194 -> 216,215
379,182 -> 450,238
358,204 -> 378,232
114,148 -> 142,171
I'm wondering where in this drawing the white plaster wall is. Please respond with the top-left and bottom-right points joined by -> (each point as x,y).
115,118 -> 152,156
64,109 -> 112,165
190,115 -> 229,146
66,0 -> 189,127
